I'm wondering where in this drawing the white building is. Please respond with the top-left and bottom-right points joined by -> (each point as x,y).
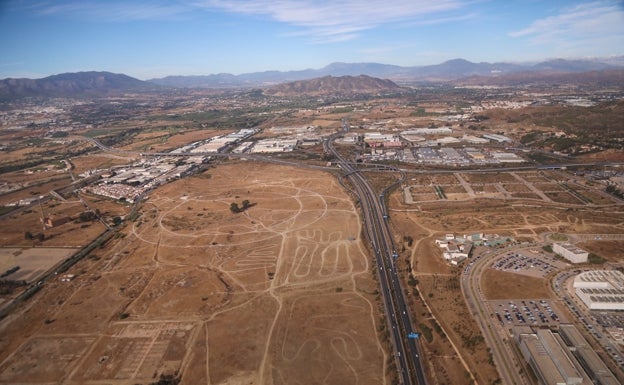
402,127 -> 452,135
482,133 -> 512,143
573,270 -> 624,311
553,243 -> 588,264
462,134 -> 489,144
491,152 -> 525,163
436,233 -> 472,264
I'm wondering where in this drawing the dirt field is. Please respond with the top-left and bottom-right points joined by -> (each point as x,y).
481,270 -> 551,299
0,176 -> 73,206
0,197 -> 110,247
70,153 -> 138,175
0,162 -> 388,385
0,247 -> 78,283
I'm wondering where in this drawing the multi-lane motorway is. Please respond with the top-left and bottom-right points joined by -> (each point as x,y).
325,136 -> 427,385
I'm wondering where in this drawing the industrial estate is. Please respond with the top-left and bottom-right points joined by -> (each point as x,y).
0,63 -> 623,385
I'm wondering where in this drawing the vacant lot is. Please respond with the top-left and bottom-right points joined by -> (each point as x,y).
0,197 -> 109,247
0,247 -> 78,283
0,162 -> 388,385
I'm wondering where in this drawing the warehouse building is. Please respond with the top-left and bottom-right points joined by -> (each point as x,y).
482,133 -> 512,143
573,270 -> 624,311
514,326 -> 586,385
558,324 -> 620,385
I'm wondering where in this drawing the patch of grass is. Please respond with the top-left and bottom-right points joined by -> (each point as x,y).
418,323 -> 433,343
588,253 -> 606,265
0,206 -> 17,216
549,233 -> 568,241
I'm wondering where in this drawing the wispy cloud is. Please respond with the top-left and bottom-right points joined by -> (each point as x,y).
198,0 -> 470,43
21,0 -> 473,41
509,1 -> 624,45
26,1 -> 190,21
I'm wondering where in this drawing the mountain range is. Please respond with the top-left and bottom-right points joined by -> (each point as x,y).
148,57 -> 624,88
1,57 -> 623,99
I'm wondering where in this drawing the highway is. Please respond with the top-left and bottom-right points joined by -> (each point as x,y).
325,135 -> 427,385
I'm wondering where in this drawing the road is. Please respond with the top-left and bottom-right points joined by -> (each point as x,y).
461,250 -> 527,385
325,135 -> 427,385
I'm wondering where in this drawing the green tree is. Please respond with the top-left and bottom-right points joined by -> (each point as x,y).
230,203 -> 240,213
79,211 -> 96,222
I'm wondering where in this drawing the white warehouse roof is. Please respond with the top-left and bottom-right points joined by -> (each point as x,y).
573,270 -> 624,311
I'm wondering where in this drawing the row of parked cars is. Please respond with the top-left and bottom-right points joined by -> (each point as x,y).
495,299 -> 559,325
492,253 -> 555,275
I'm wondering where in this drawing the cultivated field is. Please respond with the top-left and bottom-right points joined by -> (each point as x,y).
0,162 -> 388,385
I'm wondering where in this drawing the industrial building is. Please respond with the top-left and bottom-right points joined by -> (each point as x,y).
514,325 -> 619,385
401,127 -> 452,135
251,138 -> 298,153
558,325 -> 621,385
482,133 -> 512,143
491,152 -> 525,163
573,270 -> 624,311
514,327 -> 586,385
553,243 -> 589,263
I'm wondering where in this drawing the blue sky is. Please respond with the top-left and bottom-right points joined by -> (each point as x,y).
1,0 -> 623,79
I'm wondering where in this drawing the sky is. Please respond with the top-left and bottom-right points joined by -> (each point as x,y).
0,0 -> 623,79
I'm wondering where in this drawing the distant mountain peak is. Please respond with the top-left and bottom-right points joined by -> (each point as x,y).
0,71 -> 154,99
442,58 -> 473,65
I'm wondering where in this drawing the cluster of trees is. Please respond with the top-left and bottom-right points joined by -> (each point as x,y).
149,374 -> 180,385
606,184 -> 624,200
230,200 -> 253,213
78,211 -> 96,222
0,280 -> 28,295
24,231 -> 45,242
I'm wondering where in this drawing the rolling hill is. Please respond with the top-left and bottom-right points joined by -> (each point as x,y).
263,75 -> 402,96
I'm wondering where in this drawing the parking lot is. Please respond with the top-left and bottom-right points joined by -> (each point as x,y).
491,250 -> 568,278
489,299 -> 567,327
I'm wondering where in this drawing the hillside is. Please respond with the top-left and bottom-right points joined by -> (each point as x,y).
0,72 -> 154,99
263,75 -> 401,96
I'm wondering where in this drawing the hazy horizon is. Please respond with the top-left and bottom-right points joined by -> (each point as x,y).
1,0 -> 623,80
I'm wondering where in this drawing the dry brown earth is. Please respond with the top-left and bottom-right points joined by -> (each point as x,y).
0,162 -> 388,385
